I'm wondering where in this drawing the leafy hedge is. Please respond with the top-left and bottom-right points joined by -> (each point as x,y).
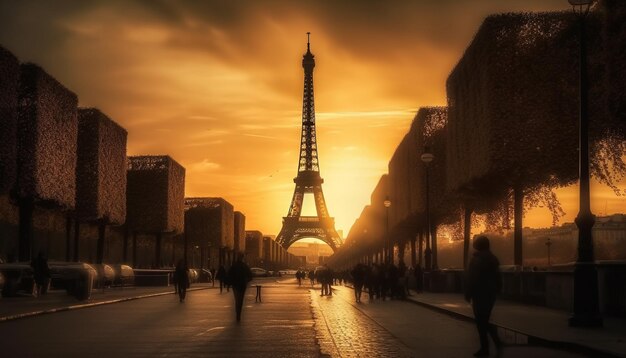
0,46 -> 18,195
446,13 -> 586,197
126,156 -> 185,233
18,63 -> 78,209
76,108 -> 127,224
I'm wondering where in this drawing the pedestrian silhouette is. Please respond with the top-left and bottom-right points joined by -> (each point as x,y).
216,265 -> 227,293
174,259 -> 190,302
351,263 -> 366,303
465,235 -> 502,357
30,251 -> 50,297
210,267 -> 216,287
228,253 -> 252,322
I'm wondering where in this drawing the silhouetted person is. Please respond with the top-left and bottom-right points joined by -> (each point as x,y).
308,269 -> 315,286
30,251 -> 50,297
351,263 -> 366,303
174,259 -> 190,302
414,264 -> 423,293
210,267 -> 216,287
228,254 -> 252,322
465,236 -> 502,357
216,265 -> 227,293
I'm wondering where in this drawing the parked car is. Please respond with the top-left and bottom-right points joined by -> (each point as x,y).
188,269 -> 199,283
0,262 -> 34,297
111,264 -> 134,287
250,267 -> 269,277
198,269 -> 213,283
91,264 -> 115,288
48,262 -> 96,300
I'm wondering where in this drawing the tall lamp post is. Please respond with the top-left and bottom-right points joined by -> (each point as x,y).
421,147 -> 434,271
384,196 -> 391,264
546,238 -> 552,267
568,0 -> 602,327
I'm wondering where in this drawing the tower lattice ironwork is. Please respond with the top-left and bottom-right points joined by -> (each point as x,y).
276,33 -> 342,252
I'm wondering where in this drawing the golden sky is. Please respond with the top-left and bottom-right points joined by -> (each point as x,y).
0,0 -> 623,238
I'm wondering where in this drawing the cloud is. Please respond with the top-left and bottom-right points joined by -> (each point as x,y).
0,0 -> 598,236
191,158 -> 221,172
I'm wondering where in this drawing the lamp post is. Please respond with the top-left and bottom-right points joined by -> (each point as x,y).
193,245 -> 199,268
421,147 -> 434,271
363,229 -> 370,265
546,238 -> 552,267
568,0 -> 602,327
384,196 -> 391,264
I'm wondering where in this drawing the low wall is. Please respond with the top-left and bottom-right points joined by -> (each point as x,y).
422,261 -> 626,317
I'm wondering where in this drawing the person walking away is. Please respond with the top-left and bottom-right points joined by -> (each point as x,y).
351,263 -> 366,303
210,267 -> 216,287
414,264 -> 423,293
465,235 -> 502,357
228,253 -> 252,322
174,259 -> 190,302
326,265 -> 334,296
308,269 -> 315,287
30,252 -> 50,297
296,270 -> 302,286
216,265 -> 227,293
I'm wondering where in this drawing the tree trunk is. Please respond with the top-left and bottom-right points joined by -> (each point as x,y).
155,232 -> 162,268
73,220 -> 80,262
410,236 -> 417,268
96,223 -> 106,264
132,232 -> 137,267
18,199 -> 34,262
431,222 -> 438,270
123,226 -> 128,263
514,186 -> 524,267
418,231 -> 424,268
65,215 -> 72,262
463,206 -> 472,270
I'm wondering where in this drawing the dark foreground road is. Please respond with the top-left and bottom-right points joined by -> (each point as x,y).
0,278 -> 584,357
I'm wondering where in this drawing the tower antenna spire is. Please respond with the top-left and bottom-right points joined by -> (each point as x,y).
276,35 -> 342,252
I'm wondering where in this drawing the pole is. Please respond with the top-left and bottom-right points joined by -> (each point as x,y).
424,165 -> 432,271
569,12 -> 601,327
385,207 -> 390,264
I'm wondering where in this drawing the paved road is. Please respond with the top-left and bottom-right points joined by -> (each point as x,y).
0,277 -> 586,357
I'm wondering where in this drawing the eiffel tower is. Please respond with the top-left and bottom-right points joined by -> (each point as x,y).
276,33 -> 342,252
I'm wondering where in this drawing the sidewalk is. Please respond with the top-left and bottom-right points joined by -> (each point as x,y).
406,291 -> 626,358
0,283 -> 214,322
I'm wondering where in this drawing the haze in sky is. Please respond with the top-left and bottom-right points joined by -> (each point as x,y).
0,0 -> 623,237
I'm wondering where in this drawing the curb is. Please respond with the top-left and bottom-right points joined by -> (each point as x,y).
0,286 -> 211,323
404,295 -> 623,358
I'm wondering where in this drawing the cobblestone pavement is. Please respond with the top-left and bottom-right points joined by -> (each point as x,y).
311,287 -> 415,357
311,283 -> 587,358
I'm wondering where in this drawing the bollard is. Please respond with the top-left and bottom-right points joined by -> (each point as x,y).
255,285 -> 262,303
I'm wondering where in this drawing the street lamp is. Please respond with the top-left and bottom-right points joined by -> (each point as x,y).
193,245 -> 199,268
545,238 -> 552,267
421,147 -> 434,271
567,0 -> 602,328
384,196 -> 391,264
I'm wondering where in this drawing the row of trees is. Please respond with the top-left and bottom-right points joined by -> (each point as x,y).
329,2 -> 625,271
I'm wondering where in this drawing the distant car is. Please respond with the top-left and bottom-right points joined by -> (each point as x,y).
91,264 -> 115,288
188,269 -> 199,283
278,269 -> 298,276
111,264 -> 135,286
198,269 -> 213,283
250,267 -> 269,277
